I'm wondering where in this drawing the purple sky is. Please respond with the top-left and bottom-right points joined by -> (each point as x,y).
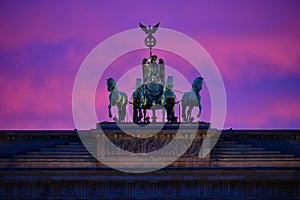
0,0 -> 300,130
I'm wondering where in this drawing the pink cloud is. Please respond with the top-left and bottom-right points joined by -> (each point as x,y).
200,35 -> 300,81
0,73 -> 74,129
225,91 -> 300,129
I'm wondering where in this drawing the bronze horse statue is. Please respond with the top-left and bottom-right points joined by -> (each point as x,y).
106,78 -> 128,122
181,77 -> 204,122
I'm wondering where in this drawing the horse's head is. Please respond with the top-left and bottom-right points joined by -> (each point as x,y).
106,78 -> 116,92
192,76 -> 204,91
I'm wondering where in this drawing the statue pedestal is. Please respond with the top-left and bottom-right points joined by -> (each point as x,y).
90,122 -> 212,168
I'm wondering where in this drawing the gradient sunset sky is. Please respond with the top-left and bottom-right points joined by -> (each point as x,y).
0,0 -> 300,130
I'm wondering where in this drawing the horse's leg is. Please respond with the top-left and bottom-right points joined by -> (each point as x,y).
152,109 -> 157,123
120,108 -> 126,122
115,101 -> 122,122
165,100 -> 173,123
121,107 -> 126,121
181,93 -> 189,122
143,108 -> 147,122
182,104 -> 187,122
108,104 -> 112,118
120,103 -> 127,122
138,102 -> 143,121
197,103 -> 202,118
170,104 -> 176,123
133,105 -> 138,123
117,93 -> 127,122
123,93 -> 128,121
116,105 -> 121,122
187,106 -> 194,122
108,94 -> 112,118
133,102 -> 142,123
166,105 -> 170,123
166,106 -> 172,123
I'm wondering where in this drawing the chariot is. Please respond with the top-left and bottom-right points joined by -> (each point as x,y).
132,54 -> 177,123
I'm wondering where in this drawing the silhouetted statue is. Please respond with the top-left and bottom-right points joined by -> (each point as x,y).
139,23 -> 160,35
142,55 -> 165,84
139,22 -> 160,56
181,77 -> 204,122
106,78 -> 128,122
158,58 -> 165,84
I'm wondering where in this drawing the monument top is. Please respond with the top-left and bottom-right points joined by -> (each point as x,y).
139,22 -> 160,56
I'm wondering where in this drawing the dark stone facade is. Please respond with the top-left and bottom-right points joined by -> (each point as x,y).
1,168 -> 299,199
0,124 -> 299,199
